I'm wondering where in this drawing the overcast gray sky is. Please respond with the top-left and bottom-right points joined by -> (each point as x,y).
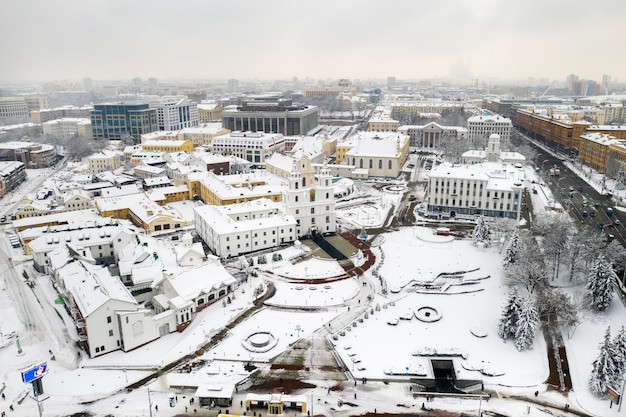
1,0 -> 624,84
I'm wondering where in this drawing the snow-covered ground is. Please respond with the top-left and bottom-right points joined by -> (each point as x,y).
1,163 -> 626,417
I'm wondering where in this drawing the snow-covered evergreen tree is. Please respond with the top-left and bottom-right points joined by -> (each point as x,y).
498,287 -> 522,340
503,230 -> 520,268
613,326 -> 626,385
472,216 -> 491,247
514,295 -> 538,351
590,327 -> 619,397
586,254 -> 617,312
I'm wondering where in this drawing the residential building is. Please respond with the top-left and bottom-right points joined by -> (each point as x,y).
0,161 -> 27,197
91,103 -> 158,141
88,150 -> 123,175
577,132 -> 620,171
221,98 -> 318,136
209,131 -> 285,164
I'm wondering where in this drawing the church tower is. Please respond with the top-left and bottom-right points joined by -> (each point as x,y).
283,156 -> 336,238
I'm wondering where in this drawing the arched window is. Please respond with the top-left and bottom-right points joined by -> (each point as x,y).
388,160 -> 392,169
378,159 -> 382,169
360,159 -> 364,168
369,160 -> 373,169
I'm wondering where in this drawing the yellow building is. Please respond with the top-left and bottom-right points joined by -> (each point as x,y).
142,139 -> 194,153
177,125 -> 230,146
515,109 -> 588,151
187,171 -> 283,206
578,132 -> 619,171
197,102 -> 222,122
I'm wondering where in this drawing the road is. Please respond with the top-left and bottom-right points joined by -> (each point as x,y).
534,152 -> 626,246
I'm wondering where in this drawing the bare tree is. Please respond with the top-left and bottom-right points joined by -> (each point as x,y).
65,135 -> 105,161
532,211 -> 573,280
505,230 -> 547,294
567,226 -> 606,283
606,151 -> 621,179
536,287 -> 579,335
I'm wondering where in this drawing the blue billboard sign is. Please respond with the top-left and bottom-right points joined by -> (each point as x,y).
21,362 -> 48,383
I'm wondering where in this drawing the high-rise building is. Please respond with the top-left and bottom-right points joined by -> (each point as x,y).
149,96 -> 198,131
228,79 -> 239,93
90,103 -> 158,141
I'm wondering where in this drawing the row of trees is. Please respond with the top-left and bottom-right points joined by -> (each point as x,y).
498,222 -> 619,354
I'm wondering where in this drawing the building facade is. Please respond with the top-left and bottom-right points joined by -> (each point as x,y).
91,103 -> 159,141
426,163 -> 523,220
42,118 -> 93,140
398,122 -> 468,148
467,114 -> 512,148
194,199 -> 297,257
221,99 -> 318,136
282,158 -> 336,238
0,97 -> 29,120
149,96 -> 199,131
210,131 -> 285,164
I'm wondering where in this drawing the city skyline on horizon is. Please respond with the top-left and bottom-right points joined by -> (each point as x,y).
1,0 -> 625,87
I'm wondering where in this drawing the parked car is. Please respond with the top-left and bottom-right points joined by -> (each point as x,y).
582,211 -> 588,218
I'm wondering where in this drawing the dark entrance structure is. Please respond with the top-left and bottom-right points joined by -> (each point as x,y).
411,359 -> 483,395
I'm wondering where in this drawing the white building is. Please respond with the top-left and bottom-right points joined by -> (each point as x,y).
42,117 -> 93,140
177,124 -> 230,146
149,96 -> 198,131
339,132 -> 410,178
152,257 -> 237,331
283,158 -> 336,238
209,131 -> 286,164
194,198 -> 296,257
467,114 -> 512,148
461,134 -> 526,166
30,224 -> 129,273
426,162 -> 524,220
49,247 -> 175,358
88,150 -> 123,175
397,122 -> 467,149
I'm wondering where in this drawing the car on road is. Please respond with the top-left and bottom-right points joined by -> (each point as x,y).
590,210 -> 597,217
582,211 -> 588,218
598,223 -> 605,230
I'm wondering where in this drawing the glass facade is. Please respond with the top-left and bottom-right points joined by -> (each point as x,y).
91,104 -> 158,141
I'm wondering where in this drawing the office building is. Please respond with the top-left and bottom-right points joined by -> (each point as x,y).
221,98 -> 318,136
91,103 -> 158,141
